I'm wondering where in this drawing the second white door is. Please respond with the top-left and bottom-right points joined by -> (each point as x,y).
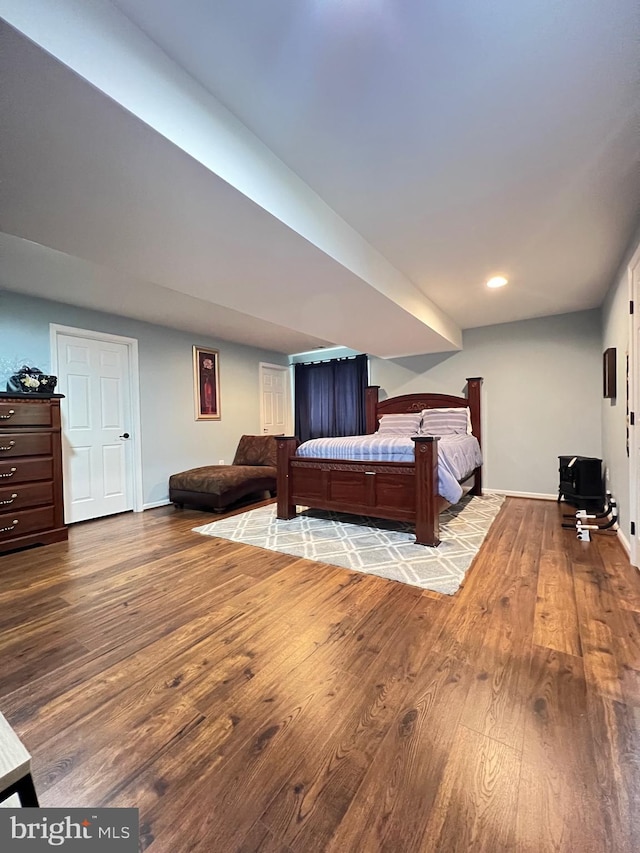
260,363 -> 291,435
56,333 -> 134,522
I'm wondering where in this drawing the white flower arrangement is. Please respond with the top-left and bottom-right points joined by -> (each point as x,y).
20,375 -> 41,389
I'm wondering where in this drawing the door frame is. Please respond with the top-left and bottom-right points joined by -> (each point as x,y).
629,245 -> 640,567
49,323 -> 144,514
259,362 -> 293,435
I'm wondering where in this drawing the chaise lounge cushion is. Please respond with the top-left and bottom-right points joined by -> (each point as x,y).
169,434 -> 278,512
233,434 -> 278,468
170,464 -> 276,497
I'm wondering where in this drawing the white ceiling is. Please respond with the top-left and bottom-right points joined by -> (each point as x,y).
1,0 -> 639,356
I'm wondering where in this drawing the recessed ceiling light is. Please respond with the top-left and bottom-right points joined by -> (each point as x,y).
486,276 -> 508,289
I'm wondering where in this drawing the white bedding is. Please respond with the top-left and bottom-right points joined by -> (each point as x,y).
296,433 -> 482,504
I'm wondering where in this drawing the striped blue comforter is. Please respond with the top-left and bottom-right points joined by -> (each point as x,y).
296,433 -> 482,504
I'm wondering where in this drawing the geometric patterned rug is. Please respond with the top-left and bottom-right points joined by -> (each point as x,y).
193,492 -> 504,595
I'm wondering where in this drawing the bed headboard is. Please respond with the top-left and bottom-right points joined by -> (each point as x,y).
365,378 -> 483,446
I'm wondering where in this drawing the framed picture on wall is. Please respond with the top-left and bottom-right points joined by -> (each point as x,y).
193,346 -> 220,420
603,347 -> 616,399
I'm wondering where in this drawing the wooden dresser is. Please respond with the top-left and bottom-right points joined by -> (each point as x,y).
0,393 -> 67,554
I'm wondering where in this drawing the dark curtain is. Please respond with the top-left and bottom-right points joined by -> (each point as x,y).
295,354 -> 367,443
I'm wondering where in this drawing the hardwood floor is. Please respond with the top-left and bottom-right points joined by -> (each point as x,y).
0,497 -> 639,852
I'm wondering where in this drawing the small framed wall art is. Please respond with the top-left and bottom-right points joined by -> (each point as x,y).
603,347 -> 616,399
193,346 -> 220,420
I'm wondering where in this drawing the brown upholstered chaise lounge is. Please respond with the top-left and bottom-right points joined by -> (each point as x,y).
169,434 -> 278,512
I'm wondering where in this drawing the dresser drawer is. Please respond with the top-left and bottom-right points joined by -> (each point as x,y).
0,401 -> 53,427
0,433 -> 52,458
0,458 -> 53,484
0,482 -> 54,512
0,506 -> 56,542
0,397 -> 66,552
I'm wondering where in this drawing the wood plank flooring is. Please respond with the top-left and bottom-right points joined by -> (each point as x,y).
1,497 -> 639,852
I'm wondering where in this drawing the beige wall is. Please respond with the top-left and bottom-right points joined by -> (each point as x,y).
370,310 -> 602,497
0,289 -> 288,506
601,225 -> 640,549
0,290 -> 610,508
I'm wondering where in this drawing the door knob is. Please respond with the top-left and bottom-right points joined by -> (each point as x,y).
119,432 -> 130,439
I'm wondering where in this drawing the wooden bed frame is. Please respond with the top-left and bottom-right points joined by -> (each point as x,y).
276,377 -> 483,547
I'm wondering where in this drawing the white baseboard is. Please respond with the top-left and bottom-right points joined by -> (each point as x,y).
617,528 -> 631,557
143,499 -> 172,510
490,490 -> 557,501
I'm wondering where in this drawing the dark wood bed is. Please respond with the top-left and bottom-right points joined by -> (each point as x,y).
276,377 -> 483,546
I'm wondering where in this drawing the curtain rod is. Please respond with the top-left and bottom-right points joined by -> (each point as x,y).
297,354 -> 367,366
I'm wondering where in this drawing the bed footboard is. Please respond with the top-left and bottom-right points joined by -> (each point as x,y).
276,435 -> 442,546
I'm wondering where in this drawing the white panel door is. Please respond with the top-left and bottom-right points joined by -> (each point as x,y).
57,334 -> 133,522
630,246 -> 640,567
260,363 -> 291,435
634,274 -> 640,566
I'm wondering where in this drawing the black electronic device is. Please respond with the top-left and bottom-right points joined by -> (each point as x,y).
558,456 -> 604,509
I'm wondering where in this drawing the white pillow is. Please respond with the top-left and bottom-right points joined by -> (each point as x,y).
420,407 -> 472,436
377,412 -> 422,435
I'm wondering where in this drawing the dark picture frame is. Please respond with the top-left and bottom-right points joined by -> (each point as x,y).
193,346 -> 220,420
603,347 -> 616,399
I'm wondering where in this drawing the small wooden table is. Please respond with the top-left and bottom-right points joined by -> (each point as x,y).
0,713 -> 39,806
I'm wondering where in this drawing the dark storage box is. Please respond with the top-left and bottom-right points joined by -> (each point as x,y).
558,456 -> 603,508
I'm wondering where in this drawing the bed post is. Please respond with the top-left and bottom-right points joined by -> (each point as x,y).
276,437 -> 298,519
412,436 -> 440,546
466,377 -> 483,496
365,386 -> 380,434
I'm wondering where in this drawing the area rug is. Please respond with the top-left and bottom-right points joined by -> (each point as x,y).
193,492 -> 504,595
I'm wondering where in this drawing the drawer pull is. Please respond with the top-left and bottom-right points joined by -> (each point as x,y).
0,468 -> 17,479
0,441 -> 16,451
0,409 -> 15,420
0,520 -> 18,533
0,494 -> 17,506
